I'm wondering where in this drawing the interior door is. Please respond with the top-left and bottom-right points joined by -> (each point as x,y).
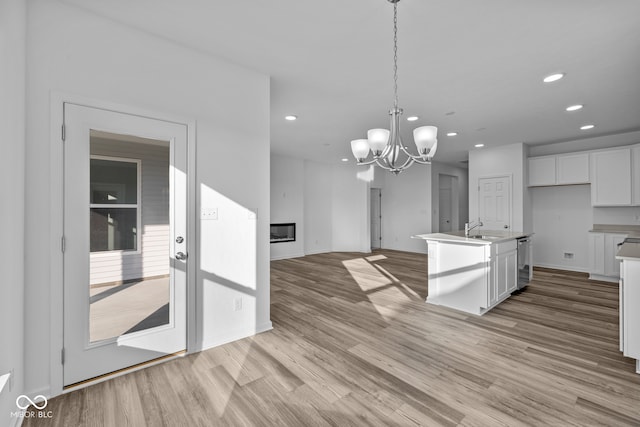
438,187 -> 452,232
478,176 -> 511,230
370,188 -> 382,249
63,103 -> 188,387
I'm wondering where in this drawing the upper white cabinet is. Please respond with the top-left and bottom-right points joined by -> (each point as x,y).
632,147 -> 640,205
528,156 -> 556,186
528,153 -> 589,187
557,153 -> 590,185
591,148 -> 632,206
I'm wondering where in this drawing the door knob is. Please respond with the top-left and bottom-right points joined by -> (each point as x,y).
176,252 -> 188,260
504,225 -> 509,229
176,236 -> 184,244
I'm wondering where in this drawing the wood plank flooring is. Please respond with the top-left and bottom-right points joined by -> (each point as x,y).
25,249 -> 640,426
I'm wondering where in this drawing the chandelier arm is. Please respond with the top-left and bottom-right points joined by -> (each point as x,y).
356,157 -> 381,166
399,145 -> 432,162
412,157 -> 433,165
374,158 -> 394,171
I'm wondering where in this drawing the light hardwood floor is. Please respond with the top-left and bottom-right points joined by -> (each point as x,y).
26,249 -> 640,426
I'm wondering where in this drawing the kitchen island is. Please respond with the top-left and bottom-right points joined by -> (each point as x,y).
615,241 -> 640,374
413,230 -> 530,315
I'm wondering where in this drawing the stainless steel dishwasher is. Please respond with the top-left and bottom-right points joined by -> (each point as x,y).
517,236 -> 532,289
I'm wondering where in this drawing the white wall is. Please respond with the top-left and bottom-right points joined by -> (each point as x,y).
25,0 -> 270,397
270,154 -> 304,259
431,162 -> 469,232
381,164 -> 432,253
531,185 -> 593,272
332,165 -> 369,253
469,143 -> 528,232
593,206 -> 640,225
303,160 -> 334,255
0,0 -> 26,423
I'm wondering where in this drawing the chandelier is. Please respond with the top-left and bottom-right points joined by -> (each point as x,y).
350,0 -> 438,175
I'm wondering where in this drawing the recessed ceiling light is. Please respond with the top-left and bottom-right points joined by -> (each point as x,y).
341,158 -> 349,162
407,116 -> 419,122
543,73 -> 565,83
475,143 -> 485,148
566,104 -> 583,112
447,132 -> 458,137
285,115 -> 297,121
580,124 -> 595,130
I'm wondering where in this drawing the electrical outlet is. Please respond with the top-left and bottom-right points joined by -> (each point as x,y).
563,252 -> 574,259
201,207 -> 218,220
234,297 -> 242,311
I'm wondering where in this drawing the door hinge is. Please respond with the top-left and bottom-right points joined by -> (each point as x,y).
61,348 -> 65,365
61,124 -> 66,141
61,236 -> 66,253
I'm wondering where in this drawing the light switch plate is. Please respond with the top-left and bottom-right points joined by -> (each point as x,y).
201,207 -> 218,220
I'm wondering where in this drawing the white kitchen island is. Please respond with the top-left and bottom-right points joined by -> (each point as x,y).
615,242 -> 640,374
414,231 -> 530,315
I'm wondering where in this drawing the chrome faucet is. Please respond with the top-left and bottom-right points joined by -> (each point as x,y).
465,219 -> 483,237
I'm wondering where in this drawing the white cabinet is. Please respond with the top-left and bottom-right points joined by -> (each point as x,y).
528,153 -> 589,187
591,148 -> 632,206
488,240 -> 517,307
588,232 -> 626,281
633,147 -> 640,205
618,259 -> 640,374
557,153 -> 590,185
528,156 -> 556,187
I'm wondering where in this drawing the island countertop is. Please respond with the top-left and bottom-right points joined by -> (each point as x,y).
412,230 -> 531,245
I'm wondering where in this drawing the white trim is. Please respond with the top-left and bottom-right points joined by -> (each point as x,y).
49,91 -> 197,398
534,262 -> 590,274
270,252 -> 305,261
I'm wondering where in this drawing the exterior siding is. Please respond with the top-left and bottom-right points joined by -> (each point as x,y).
90,137 -> 170,285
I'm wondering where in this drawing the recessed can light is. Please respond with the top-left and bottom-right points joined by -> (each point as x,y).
566,104 -> 583,112
407,116 -> 419,122
475,143 -> 485,148
341,158 -> 349,162
580,124 -> 595,130
447,132 -> 458,137
285,115 -> 297,121
543,73 -> 565,83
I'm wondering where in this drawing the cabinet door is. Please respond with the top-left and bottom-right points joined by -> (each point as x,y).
557,153 -> 590,185
604,233 -> 626,277
591,149 -> 632,206
633,147 -> 640,205
528,157 -> 556,186
588,232 -> 605,276
496,250 -> 517,300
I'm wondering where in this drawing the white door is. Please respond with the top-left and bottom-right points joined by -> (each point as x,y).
478,176 -> 511,230
370,188 -> 382,249
439,187 -> 452,232
63,103 -> 188,387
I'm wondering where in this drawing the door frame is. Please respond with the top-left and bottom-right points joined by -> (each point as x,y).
49,92 -> 197,397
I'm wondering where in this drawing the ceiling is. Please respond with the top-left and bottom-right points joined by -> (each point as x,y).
63,0 -> 640,165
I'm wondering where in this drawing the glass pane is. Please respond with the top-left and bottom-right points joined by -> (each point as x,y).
90,208 -> 137,252
90,158 -> 138,204
89,130 -> 171,343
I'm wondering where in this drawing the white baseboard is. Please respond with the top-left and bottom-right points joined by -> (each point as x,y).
588,273 -> 619,283
199,321 -> 273,352
270,252 -> 305,261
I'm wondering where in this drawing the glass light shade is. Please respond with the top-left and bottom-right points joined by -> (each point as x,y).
428,139 -> 438,158
367,128 -> 390,155
413,126 -> 438,155
350,139 -> 370,161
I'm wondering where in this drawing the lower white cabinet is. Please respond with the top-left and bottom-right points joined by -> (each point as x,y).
588,232 -> 626,282
489,240 -> 518,307
619,259 -> 640,374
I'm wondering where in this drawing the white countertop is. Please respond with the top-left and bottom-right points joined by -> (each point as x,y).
412,230 -> 531,245
616,242 -> 640,260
